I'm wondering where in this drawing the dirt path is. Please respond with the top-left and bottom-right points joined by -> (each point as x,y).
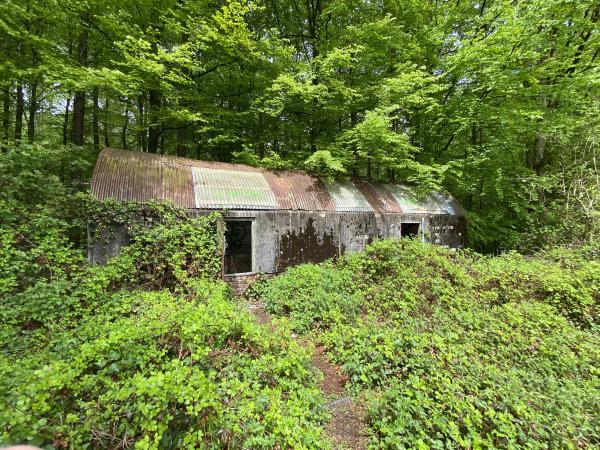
245,301 -> 368,449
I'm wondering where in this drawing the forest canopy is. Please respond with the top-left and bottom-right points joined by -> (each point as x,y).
1,0 -> 599,251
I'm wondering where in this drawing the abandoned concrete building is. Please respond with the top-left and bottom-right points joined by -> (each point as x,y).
90,148 -> 466,286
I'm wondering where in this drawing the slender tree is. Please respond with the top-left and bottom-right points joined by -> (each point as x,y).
27,83 -> 37,143
92,87 -> 100,152
147,41 -> 162,153
103,97 -> 110,147
14,84 -> 24,141
72,12 -> 89,146
2,86 -> 9,142
62,96 -> 71,146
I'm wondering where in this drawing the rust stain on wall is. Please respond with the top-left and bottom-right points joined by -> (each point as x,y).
276,218 -> 339,271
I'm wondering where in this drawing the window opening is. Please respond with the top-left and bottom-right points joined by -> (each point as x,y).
401,222 -> 420,238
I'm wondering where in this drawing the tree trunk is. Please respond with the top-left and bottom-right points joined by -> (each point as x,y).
147,42 -> 161,153
532,95 -> 548,174
176,126 -> 187,157
533,134 -> 546,174
92,87 -> 100,152
350,111 -> 358,176
387,167 -> 395,182
137,94 -> 146,151
147,88 -> 161,153
2,86 -> 9,142
62,96 -> 71,145
72,17 -> 89,146
309,119 -> 318,153
466,123 -> 482,211
27,83 -> 37,143
306,0 -> 322,59
72,91 -> 86,146
14,84 -> 24,141
307,0 -> 322,155
176,29 -> 189,157
103,98 -> 110,147
122,102 -> 129,149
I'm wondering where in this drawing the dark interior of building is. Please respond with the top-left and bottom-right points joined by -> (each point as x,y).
401,222 -> 420,238
224,220 -> 253,274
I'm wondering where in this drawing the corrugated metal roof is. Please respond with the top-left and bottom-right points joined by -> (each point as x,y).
433,192 -> 466,216
353,179 -> 402,213
325,180 -> 374,212
263,171 -> 336,211
192,167 -> 278,210
91,148 -> 196,207
91,148 -> 464,215
383,184 -> 445,214
382,184 -> 464,215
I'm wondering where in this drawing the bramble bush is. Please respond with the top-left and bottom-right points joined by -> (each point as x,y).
1,284 -> 329,449
261,239 -> 600,448
0,143 -> 330,449
249,262 -> 362,332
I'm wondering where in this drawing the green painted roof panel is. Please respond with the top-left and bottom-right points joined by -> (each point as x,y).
192,167 -> 278,210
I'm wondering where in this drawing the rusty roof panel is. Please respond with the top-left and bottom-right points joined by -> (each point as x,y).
311,177 -> 337,212
91,148 -> 195,207
192,167 -> 278,210
263,171 -> 336,211
263,171 -> 294,210
325,180 -> 374,212
353,179 -> 402,213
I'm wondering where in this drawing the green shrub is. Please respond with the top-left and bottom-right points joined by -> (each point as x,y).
345,239 -> 477,319
0,208 -> 223,355
125,213 -> 223,290
260,238 -> 600,448
473,252 -> 599,328
360,302 -> 599,448
0,143 -> 94,293
0,285 -> 329,449
260,262 -> 362,332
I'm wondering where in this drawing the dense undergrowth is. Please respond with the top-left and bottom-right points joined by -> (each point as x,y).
0,144 -> 329,449
257,240 -> 600,449
2,142 -> 599,449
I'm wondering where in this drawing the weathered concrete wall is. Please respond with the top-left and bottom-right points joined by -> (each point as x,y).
276,212 -> 339,272
88,210 -> 466,272
428,215 -> 467,249
87,223 -> 130,265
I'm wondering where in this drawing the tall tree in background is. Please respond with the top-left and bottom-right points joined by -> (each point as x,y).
72,11 -> 89,146
0,0 -> 597,250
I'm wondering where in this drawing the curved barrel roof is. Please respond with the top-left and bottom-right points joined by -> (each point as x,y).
91,148 -> 464,215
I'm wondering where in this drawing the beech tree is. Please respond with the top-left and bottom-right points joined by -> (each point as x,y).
0,0 -> 597,250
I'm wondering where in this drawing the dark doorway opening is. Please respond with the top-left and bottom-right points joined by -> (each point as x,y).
225,220 -> 253,274
401,222 -> 420,238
